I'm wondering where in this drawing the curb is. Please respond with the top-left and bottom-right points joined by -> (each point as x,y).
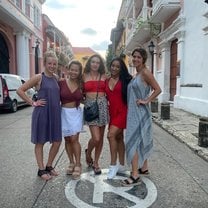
152,116 -> 208,163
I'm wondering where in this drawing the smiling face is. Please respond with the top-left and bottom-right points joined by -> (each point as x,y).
68,63 -> 82,80
110,60 -> 120,78
90,56 -> 101,72
132,51 -> 144,69
45,57 -> 58,75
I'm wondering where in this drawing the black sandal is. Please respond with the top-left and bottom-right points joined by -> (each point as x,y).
138,168 -> 149,175
37,169 -> 52,181
122,175 -> 141,186
92,166 -> 102,175
45,166 -> 59,176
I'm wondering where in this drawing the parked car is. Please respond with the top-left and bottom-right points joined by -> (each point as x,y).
0,73 -> 36,112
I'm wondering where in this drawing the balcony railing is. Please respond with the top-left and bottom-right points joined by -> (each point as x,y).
151,0 -> 181,22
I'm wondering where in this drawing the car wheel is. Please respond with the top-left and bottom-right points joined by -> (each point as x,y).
11,100 -> 17,112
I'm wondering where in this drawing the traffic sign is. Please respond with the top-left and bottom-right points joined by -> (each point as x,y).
65,169 -> 157,208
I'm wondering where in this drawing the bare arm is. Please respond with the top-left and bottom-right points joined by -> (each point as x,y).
137,69 -> 161,105
16,74 -> 44,106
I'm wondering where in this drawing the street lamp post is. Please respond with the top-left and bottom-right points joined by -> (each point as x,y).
35,39 -> 40,74
148,41 -> 155,74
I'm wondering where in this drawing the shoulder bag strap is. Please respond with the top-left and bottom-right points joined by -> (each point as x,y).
96,74 -> 101,101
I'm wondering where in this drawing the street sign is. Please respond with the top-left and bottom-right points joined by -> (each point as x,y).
65,169 -> 157,208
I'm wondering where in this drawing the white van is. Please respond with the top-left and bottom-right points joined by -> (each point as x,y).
0,73 -> 35,112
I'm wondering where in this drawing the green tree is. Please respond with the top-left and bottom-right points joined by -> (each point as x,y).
106,45 -> 113,71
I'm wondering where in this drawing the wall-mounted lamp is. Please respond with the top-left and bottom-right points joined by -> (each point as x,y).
148,41 -> 155,55
148,41 -> 155,74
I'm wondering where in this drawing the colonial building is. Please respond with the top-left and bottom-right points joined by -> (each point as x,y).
72,47 -> 97,67
0,0 -> 73,80
111,0 -> 208,116
0,0 -> 45,79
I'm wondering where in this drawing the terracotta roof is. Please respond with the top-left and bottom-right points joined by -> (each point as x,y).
72,47 -> 96,54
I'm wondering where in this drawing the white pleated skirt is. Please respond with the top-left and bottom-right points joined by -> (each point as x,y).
61,106 -> 83,137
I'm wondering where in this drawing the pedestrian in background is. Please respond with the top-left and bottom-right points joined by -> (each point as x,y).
122,48 -> 161,186
105,57 -> 132,179
17,51 -> 62,181
83,54 -> 108,175
59,60 -> 83,179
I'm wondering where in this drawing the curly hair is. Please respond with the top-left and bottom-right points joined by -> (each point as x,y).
84,54 -> 106,74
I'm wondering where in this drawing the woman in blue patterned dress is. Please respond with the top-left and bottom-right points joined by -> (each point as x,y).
122,48 -> 161,186
17,51 -> 62,181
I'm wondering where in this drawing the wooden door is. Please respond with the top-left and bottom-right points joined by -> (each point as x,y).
0,33 -> 9,74
170,39 -> 178,101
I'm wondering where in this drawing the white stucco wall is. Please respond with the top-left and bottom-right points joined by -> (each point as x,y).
174,0 -> 208,116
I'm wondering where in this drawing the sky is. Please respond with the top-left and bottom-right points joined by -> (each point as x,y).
42,0 -> 122,56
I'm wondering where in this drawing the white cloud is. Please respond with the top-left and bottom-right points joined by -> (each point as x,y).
42,0 -> 122,55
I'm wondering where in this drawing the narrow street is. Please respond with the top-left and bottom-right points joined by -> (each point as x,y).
0,107 -> 208,208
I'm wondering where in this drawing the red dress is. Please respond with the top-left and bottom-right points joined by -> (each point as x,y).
105,79 -> 127,129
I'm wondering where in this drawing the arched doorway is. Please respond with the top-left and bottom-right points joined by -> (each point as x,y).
0,33 -> 9,73
170,39 -> 178,101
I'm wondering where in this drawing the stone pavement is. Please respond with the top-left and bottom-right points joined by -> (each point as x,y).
152,104 -> 208,162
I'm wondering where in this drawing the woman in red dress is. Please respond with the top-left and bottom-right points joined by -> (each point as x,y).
105,57 -> 132,179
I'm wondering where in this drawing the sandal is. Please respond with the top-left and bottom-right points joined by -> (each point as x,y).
138,168 -> 149,175
85,149 -> 93,167
92,166 -> 102,175
72,166 -> 82,179
45,166 -> 59,176
122,175 -> 141,187
66,163 -> 75,175
37,169 -> 52,181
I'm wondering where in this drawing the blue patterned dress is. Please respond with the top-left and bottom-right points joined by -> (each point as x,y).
125,74 -> 153,167
31,73 -> 62,144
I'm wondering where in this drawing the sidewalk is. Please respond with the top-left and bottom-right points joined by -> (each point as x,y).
152,104 -> 208,162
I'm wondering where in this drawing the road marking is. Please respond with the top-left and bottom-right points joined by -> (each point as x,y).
65,169 -> 157,208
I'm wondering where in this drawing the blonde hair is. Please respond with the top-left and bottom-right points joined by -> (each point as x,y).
43,50 -> 58,65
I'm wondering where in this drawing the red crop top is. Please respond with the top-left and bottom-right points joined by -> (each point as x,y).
83,80 -> 106,93
59,80 -> 83,106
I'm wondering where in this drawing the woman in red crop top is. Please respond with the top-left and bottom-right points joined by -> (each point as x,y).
83,54 -> 109,175
59,60 -> 83,179
105,57 -> 132,179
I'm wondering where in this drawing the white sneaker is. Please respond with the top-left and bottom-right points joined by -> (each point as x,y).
107,165 -> 119,179
117,164 -> 126,173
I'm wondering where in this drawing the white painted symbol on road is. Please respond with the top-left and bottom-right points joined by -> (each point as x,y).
65,169 -> 157,208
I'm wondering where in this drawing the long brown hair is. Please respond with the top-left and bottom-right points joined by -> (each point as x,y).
84,54 -> 106,74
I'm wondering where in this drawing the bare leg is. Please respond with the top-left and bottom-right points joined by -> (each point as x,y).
65,137 -> 75,164
141,159 -> 148,171
91,125 -> 105,168
117,132 -> 125,166
34,143 -> 44,169
107,125 -> 122,165
131,152 -> 139,178
86,137 -> 94,161
46,141 -> 61,167
35,143 -> 52,180
70,134 -> 81,166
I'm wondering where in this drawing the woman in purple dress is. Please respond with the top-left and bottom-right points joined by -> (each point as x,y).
17,51 -> 62,181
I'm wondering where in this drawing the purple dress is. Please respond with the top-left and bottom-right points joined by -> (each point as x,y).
31,73 -> 62,144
